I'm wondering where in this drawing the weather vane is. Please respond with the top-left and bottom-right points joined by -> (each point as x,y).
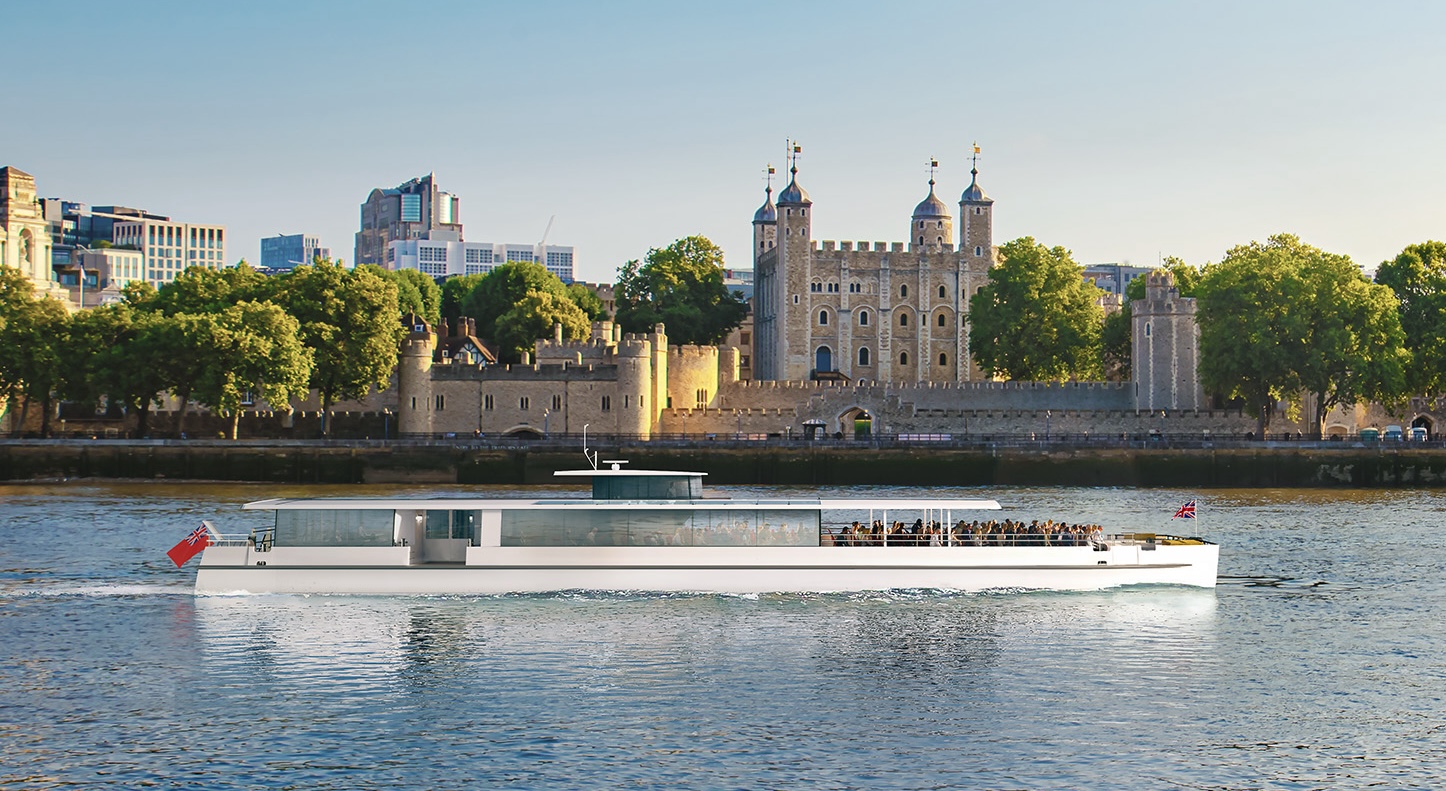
927,157 -> 939,187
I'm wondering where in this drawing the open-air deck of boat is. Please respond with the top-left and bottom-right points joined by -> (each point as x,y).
193,463 -> 1218,595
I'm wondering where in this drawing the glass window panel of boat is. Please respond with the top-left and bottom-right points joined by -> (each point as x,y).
758,509 -> 819,547
452,510 -> 477,541
420,509 -> 474,540
275,509 -> 394,547
693,509 -> 757,546
624,509 -> 692,546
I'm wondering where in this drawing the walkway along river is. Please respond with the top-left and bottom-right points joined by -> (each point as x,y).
4,437 -> 1446,486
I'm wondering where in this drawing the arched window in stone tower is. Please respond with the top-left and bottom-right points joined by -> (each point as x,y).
938,285 -> 947,299
918,236 -> 924,245
858,347 -> 871,366
900,284 -> 908,298
818,310 -> 829,326
1145,322 -> 1152,337
937,313 -> 946,327
939,352 -> 947,366
900,351 -> 909,365
858,310 -> 870,326
899,313 -> 909,327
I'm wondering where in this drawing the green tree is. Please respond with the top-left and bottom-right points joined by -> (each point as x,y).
191,302 -> 314,440
461,261 -> 571,341
440,273 -> 485,326
614,236 -> 746,345
493,289 -> 592,362
0,294 -> 70,436
368,265 -> 441,326
146,261 -> 272,315
566,282 -> 607,321
1197,234 -> 1407,436
1294,249 -> 1409,437
1101,258 -> 1201,379
1375,241 -> 1446,397
274,260 -> 402,435
968,237 -> 1105,381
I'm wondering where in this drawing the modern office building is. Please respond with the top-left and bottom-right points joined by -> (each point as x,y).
261,233 -> 331,269
112,219 -> 227,287
355,174 -> 462,267
387,238 -> 575,282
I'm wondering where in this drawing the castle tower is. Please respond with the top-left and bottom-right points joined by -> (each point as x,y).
1132,270 -> 1203,412
397,314 -> 437,436
615,330 -> 655,439
910,161 -> 953,252
775,151 -> 812,378
958,152 -> 994,264
752,176 -> 777,264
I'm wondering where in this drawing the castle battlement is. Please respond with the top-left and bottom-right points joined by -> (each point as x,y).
667,344 -> 718,359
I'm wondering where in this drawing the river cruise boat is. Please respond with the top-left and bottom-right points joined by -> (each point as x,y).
193,461 -> 1218,595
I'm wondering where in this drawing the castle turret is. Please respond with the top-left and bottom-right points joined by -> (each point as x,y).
773,147 -> 813,380
752,181 -> 777,265
397,313 -> 437,436
1132,270 -> 1203,412
911,164 -> 952,252
616,331 -> 654,439
959,155 -> 994,265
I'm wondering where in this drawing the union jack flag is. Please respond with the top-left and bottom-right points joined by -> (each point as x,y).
1172,500 -> 1197,519
167,524 -> 211,568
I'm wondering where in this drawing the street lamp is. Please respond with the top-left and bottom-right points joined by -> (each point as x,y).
1045,410 -> 1051,442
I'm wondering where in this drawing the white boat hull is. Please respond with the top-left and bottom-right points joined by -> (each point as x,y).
195,544 -> 1219,595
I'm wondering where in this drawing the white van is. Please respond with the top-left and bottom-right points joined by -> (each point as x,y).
1410,426 -> 1429,442
1383,425 -> 1404,441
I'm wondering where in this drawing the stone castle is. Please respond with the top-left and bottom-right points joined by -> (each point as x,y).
395,167 -> 1221,439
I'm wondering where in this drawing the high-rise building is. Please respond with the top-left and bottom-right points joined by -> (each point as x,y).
112,219 -> 227,287
387,239 -> 575,282
261,234 -> 331,269
354,174 -> 462,267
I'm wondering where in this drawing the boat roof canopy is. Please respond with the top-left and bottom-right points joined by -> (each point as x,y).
243,497 -> 1002,512
553,469 -> 706,478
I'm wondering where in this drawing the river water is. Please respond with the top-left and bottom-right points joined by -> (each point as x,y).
1,482 -> 1443,790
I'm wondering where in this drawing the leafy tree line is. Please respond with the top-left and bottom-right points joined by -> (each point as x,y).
973,233 -> 1432,437
0,260 -> 405,438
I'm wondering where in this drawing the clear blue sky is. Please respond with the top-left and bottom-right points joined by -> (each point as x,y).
5,0 -> 1443,281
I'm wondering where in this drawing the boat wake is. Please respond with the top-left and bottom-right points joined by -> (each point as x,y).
4,582 -> 193,598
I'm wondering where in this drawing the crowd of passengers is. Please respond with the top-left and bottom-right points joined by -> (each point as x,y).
825,519 -> 1105,547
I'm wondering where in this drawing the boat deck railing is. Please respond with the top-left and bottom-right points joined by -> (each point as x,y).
820,530 -> 1211,548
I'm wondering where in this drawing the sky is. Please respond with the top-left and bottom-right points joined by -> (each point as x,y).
6,0 -> 1445,282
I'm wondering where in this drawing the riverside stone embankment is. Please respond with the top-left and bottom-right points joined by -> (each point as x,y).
4,439 -> 1446,487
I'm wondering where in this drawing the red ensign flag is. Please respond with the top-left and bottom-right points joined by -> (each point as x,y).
167,525 -> 211,568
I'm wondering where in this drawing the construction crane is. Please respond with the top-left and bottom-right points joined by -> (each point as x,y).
534,215 -> 556,263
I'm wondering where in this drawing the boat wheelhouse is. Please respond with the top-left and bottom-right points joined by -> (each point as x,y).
194,463 -> 1218,595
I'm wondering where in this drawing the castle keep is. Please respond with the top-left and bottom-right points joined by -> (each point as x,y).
753,155 -> 995,383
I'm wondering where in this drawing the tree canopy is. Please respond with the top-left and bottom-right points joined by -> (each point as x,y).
273,260 -> 402,434
614,236 -> 746,345
190,302 -> 313,440
968,237 -> 1105,381
1375,241 -> 1446,397
1196,234 -> 1408,435
460,261 -> 571,342
370,265 -> 441,326
493,289 -> 592,362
